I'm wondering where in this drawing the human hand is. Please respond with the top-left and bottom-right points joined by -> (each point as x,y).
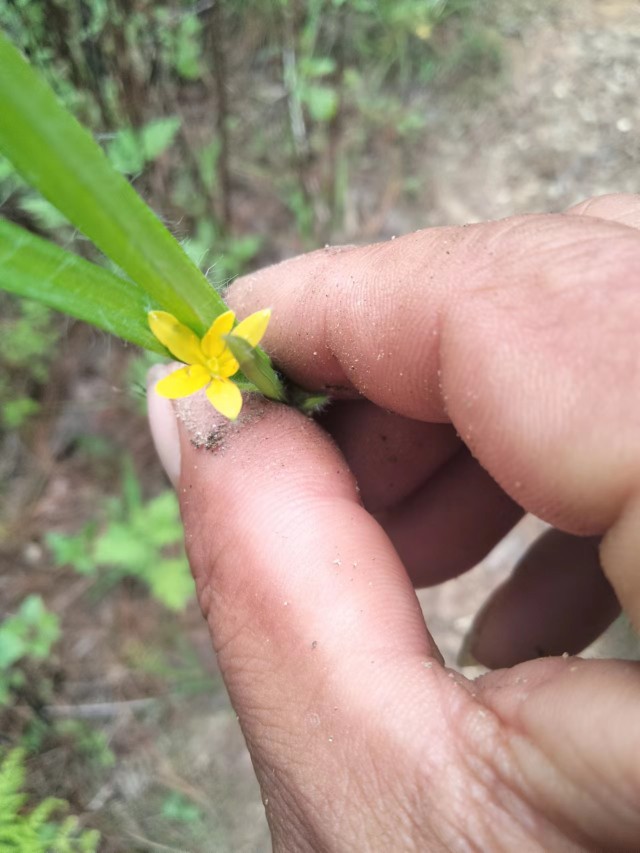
148,194 -> 640,851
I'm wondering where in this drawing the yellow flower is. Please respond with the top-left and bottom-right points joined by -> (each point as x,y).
414,23 -> 432,40
148,308 -> 271,420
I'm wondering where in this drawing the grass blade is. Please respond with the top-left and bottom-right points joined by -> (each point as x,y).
0,219 -> 168,355
0,31 -> 225,333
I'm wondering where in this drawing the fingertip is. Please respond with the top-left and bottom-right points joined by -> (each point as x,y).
565,193 -> 640,229
147,364 -> 181,488
464,529 -> 620,669
172,393 -> 435,675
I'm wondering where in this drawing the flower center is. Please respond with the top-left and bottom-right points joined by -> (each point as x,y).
205,356 -> 220,377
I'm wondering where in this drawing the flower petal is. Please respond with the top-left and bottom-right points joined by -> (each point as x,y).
201,310 -> 236,359
148,311 -> 205,365
231,308 -> 271,348
217,350 -> 240,378
206,377 -> 243,420
155,364 -> 210,399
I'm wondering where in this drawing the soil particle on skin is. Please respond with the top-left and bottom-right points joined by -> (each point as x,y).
176,392 -> 268,453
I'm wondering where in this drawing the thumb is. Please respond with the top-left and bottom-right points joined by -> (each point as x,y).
148,387 -> 446,839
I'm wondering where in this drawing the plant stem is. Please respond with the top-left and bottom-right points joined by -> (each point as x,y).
206,0 -> 233,232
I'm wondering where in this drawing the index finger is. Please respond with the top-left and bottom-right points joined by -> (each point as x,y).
228,198 -> 640,620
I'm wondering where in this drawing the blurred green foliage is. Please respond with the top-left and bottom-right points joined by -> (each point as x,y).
0,748 -> 100,852
0,0 -> 501,435
54,720 -> 117,770
1,0 -> 499,251
0,4 -> 503,841
0,595 -> 60,706
0,295 -> 60,431
106,115 -> 182,175
48,460 -> 193,611
21,718 -> 116,774
161,790 -> 204,824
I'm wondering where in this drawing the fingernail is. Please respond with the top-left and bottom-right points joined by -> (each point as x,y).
147,364 -> 181,488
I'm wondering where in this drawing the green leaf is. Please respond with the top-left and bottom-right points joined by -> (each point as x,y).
299,56 -> 337,78
0,31 -> 225,332
139,492 -> 184,547
2,397 -> 40,430
302,84 -> 339,122
0,154 -> 16,182
161,791 -> 203,823
16,595 -> 60,659
107,118 -> 181,175
224,334 -> 286,402
47,528 -> 97,575
173,13 -> 203,81
140,117 -> 181,162
196,140 -> 221,191
106,127 -> 145,175
16,594 -> 46,625
17,195 -> 70,230
295,392 -> 331,414
0,629 -> 26,669
0,219 -> 169,355
146,558 -> 194,611
93,523 -> 150,572
0,595 -> 60,669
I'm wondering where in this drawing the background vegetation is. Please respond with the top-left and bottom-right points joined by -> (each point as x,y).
1,0 -> 638,849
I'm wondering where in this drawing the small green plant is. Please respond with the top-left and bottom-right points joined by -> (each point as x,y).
161,790 -> 204,824
0,748 -> 100,852
106,116 -> 182,175
48,461 -> 194,611
0,595 -> 60,706
0,294 -> 60,430
54,721 -> 116,771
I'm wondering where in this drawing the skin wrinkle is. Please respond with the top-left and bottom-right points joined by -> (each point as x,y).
453,698 -> 585,851
330,683 -> 464,852
242,715 -> 340,838
507,730 -> 627,850
328,761 -> 393,846
556,684 -> 640,820
478,660 -> 640,848
266,779 -> 330,853
464,214 -> 639,297
410,683 -> 516,852
566,193 -> 640,229
292,656 -> 458,849
263,722 -> 391,853
381,672 -> 495,851
494,733 -> 608,852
